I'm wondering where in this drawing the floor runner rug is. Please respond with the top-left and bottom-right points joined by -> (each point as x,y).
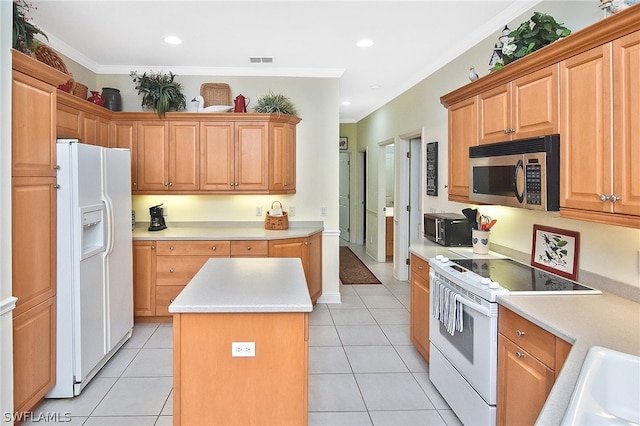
339,246 -> 382,284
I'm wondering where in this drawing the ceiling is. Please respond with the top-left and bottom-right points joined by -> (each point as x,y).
30,0 -> 539,123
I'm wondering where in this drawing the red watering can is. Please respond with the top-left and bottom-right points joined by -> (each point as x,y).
233,94 -> 249,113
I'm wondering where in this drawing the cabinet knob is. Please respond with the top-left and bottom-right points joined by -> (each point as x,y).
515,329 -> 526,337
516,351 -> 525,359
418,265 -> 423,270
133,182 -> 137,187
170,268 -> 174,273
54,184 -> 61,189
211,246 -> 217,251
304,241 -> 309,246
151,245 -> 155,250
54,165 -> 61,170
169,246 -> 174,251
599,194 -> 610,202
168,182 -> 173,187
610,195 -> 620,202
246,246 -> 252,250
164,182 -> 170,187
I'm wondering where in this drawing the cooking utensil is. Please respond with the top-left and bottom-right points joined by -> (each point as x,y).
461,208 -> 478,229
485,219 -> 497,230
480,215 -> 492,230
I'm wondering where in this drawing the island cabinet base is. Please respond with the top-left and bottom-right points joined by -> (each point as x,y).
173,311 -> 309,426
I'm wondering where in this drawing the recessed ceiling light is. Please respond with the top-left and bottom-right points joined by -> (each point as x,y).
356,39 -> 374,48
370,84 -> 381,90
164,35 -> 182,45
342,101 -> 351,105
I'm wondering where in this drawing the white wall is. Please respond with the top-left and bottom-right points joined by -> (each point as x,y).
0,1 -> 16,421
355,1 -> 640,290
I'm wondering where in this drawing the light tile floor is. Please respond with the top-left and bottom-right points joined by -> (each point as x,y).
26,242 -> 461,426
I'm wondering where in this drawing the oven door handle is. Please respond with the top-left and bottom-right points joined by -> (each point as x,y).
432,276 -> 492,317
455,294 -> 491,317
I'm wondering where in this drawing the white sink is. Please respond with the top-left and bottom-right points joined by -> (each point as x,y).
562,346 -> 640,425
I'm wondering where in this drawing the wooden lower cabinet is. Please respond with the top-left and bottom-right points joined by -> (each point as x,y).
133,241 -> 156,317
173,311 -> 308,425
409,254 -> 430,360
268,232 -> 322,303
13,297 -> 56,414
133,233 -> 323,320
497,306 -> 572,426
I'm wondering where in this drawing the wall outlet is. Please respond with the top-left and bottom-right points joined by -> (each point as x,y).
256,206 -> 262,216
289,206 -> 295,217
320,206 -> 327,217
231,342 -> 255,357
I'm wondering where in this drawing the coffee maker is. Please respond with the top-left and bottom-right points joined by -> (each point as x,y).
148,204 -> 167,231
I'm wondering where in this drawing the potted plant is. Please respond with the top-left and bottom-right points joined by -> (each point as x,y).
13,0 -> 48,54
495,12 -> 571,70
253,91 -> 299,116
130,70 -> 186,118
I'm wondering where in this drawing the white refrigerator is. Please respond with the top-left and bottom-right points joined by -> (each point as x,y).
48,140 -> 134,398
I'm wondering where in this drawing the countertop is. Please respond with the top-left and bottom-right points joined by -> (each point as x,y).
409,238 -> 640,425
132,221 -> 323,241
168,257 -> 313,314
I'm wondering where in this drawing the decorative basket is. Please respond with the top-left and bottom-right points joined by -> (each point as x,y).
34,44 -> 70,75
200,83 -> 231,108
73,82 -> 88,99
265,201 -> 289,230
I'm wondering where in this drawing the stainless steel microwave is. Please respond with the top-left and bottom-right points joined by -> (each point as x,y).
469,135 -> 560,211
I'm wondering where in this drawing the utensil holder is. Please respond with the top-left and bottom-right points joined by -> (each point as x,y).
472,229 -> 490,254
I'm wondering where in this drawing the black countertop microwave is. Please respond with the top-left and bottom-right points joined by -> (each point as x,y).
469,134 -> 560,211
424,213 -> 472,247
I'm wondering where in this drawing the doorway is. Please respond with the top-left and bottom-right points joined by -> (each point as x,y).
339,152 -> 350,241
385,134 -> 422,281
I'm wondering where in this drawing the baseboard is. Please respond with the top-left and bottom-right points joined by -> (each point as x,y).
316,292 -> 341,304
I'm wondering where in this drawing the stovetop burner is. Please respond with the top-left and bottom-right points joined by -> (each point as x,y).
449,258 -> 599,293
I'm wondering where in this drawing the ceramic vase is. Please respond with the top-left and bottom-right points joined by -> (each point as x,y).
88,91 -> 105,106
101,87 -> 122,111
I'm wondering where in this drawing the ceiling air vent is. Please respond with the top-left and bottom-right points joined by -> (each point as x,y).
249,57 -> 273,63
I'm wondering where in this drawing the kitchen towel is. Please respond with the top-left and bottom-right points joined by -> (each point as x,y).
432,278 -> 464,336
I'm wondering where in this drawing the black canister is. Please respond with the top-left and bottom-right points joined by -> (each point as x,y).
101,87 -> 122,111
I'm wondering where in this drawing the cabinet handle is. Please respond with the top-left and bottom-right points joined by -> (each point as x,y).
169,246 -> 174,251
164,182 -> 169,187
151,245 -> 155,250
211,246 -> 217,251
170,268 -> 174,273
516,351 -> 525,359
133,182 -> 137,187
168,182 -> 173,187
304,241 -> 309,246
610,195 -> 620,202
54,165 -> 61,170
599,194 -> 610,202
54,184 -> 61,189
246,246 -> 252,250
515,330 -> 526,337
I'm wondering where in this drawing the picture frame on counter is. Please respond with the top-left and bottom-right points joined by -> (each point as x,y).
531,224 -> 580,281
339,136 -> 348,150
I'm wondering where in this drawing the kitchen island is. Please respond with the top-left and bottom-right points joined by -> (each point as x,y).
169,257 -> 312,426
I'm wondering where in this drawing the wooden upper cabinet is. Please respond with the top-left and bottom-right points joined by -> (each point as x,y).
137,121 -> 169,191
448,97 -> 477,202
56,102 -> 81,139
269,122 -> 296,193
478,65 -> 558,144
235,122 -> 269,191
168,121 -> 199,191
12,71 -> 57,177
560,44 -> 613,213
110,120 -> 137,190
137,121 -> 199,192
200,121 -> 235,191
612,31 -> 640,218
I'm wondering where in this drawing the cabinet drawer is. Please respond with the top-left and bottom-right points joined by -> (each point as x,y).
156,285 -> 185,316
156,256 -> 209,286
231,240 -> 268,257
156,240 -> 230,256
410,254 -> 430,282
499,306 -> 555,368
